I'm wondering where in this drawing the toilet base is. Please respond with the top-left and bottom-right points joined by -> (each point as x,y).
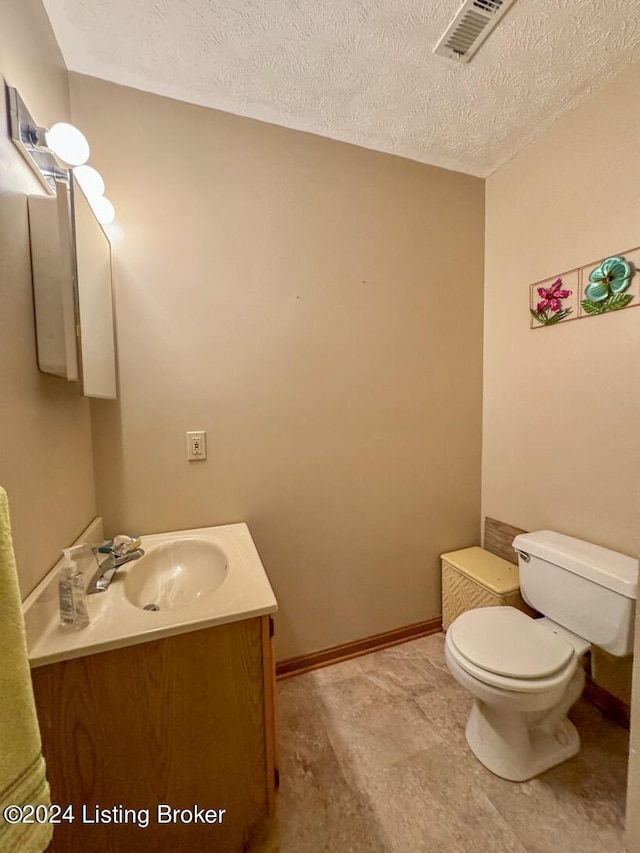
465,699 -> 581,782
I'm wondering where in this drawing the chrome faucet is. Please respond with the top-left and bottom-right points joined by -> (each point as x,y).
87,546 -> 145,594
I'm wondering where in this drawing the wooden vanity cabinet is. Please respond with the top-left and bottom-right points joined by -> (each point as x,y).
31,615 -> 276,853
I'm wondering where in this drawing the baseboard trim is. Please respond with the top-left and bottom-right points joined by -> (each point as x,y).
275,617 -> 443,680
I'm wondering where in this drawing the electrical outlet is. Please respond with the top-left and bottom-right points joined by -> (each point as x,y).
186,430 -> 207,461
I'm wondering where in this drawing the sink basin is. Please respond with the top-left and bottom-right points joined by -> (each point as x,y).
25,521 -> 278,668
124,537 -> 228,611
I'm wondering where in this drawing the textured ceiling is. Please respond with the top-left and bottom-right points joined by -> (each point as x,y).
42,0 -> 640,177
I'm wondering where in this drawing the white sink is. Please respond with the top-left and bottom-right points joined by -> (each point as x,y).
23,522 -> 277,667
124,538 -> 229,611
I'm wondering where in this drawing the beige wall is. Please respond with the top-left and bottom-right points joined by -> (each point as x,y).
482,58 -> 640,555
0,0 -> 96,597
483,60 -> 640,846
483,60 -> 640,559
69,73 -> 485,660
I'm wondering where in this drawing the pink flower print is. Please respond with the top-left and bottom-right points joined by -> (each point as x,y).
536,278 -> 572,313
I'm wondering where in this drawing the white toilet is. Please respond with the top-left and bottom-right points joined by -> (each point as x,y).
445,530 -> 637,781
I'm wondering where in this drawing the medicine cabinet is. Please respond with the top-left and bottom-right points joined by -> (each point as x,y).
28,176 -> 117,399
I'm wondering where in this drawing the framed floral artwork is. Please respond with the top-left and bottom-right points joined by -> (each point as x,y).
530,246 -> 639,329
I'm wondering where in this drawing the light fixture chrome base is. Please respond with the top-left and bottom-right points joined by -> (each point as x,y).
6,84 -> 68,194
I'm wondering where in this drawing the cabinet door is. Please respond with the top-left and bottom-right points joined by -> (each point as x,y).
27,177 -> 117,398
32,618 -> 269,853
28,188 -> 78,380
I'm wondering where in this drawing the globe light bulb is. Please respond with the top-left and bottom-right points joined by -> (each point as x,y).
90,195 -> 115,225
73,165 -> 105,198
44,122 -> 90,166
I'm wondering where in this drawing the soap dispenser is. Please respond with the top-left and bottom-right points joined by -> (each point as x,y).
58,546 -> 90,630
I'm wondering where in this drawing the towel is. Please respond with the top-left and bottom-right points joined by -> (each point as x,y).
0,487 -> 53,853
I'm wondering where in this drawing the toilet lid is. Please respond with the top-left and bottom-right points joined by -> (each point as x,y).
448,607 -> 574,679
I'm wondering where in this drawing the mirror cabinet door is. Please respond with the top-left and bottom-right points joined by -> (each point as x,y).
27,179 -> 117,399
71,177 -> 117,399
27,189 -> 78,381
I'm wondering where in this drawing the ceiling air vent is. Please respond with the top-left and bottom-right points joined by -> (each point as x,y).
434,0 -> 519,63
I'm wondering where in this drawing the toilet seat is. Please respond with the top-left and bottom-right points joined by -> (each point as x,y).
447,607 -> 578,694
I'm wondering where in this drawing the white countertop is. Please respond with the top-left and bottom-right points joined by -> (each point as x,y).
23,520 -> 278,668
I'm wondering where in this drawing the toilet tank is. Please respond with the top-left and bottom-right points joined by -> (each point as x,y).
512,531 -> 637,657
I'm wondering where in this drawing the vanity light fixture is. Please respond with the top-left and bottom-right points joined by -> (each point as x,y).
6,83 -> 115,222
7,85 -> 65,193
7,85 -> 87,192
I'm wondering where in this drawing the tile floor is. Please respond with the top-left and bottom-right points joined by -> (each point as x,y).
250,633 -> 629,853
